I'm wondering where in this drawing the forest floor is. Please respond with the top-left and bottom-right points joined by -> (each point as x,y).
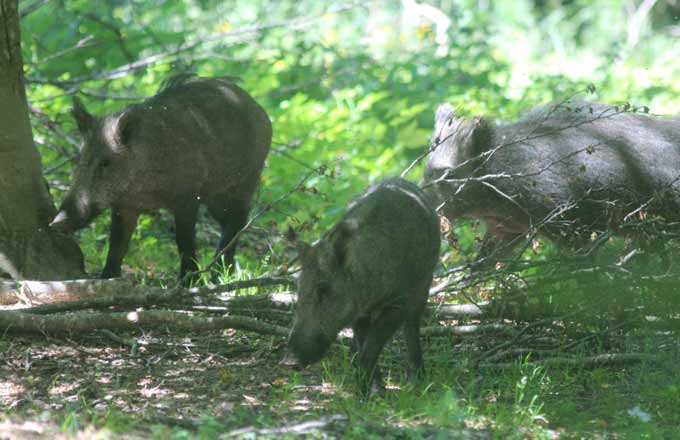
1,297 -> 679,439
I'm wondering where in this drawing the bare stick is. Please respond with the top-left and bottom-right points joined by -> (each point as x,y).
12,276 -> 294,314
0,278 -> 133,306
28,35 -> 96,66
226,415 -> 347,437
480,353 -> 657,370
0,309 -> 289,337
421,323 -> 516,337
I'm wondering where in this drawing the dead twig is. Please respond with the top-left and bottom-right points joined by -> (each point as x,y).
421,323 -> 516,337
480,353 -> 657,370
224,415 -> 347,438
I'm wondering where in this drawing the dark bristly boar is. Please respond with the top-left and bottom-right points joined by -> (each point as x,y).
50,75 -> 272,281
423,100 -> 680,266
281,177 -> 440,395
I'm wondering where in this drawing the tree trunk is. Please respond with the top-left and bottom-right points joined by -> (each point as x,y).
0,0 -> 84,280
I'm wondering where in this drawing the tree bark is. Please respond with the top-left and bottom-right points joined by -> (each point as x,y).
0,0 -> 84,280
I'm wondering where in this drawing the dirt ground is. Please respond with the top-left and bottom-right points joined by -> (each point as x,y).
0,328 -> 347,438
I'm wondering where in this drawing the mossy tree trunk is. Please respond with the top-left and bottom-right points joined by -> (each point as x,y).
0,0 -> 84,280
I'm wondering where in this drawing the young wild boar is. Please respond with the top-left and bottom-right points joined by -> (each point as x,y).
50,75 -> 272,282
281,177 -> 440,395
423,101 -> 680,267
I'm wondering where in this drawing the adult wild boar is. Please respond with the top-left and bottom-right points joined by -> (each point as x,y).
281,177 -> 440,395
423,101 -> 680,266
50,75 -> 272,281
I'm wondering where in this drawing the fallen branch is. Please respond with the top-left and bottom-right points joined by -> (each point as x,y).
2,303 -> 509,341
225,415 -> 347,437
4,276 -> 294,313
481,348 -> 563,363
427,303 -> 487,320
421,323 -> 516,337
0,309 -> 288,337
12,286 -> 189,314
192,277 -> 296,295
0,278 -> 132,306
12,279 -> 488,322
480,353 -> 657,369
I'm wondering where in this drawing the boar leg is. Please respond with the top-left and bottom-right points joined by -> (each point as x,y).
351,317 -> 383,386
356,306 -> 405,396
207,197 -> 250,271
351,317 -> 369,353
403,299 -> 427,382
174,202 -> 200,282
101,209 -> 139,278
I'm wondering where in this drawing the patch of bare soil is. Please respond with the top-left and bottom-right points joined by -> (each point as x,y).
0,329 -> 339,438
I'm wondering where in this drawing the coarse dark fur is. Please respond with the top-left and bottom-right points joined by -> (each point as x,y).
423,100 -> 680,264
282,177 -> 440,395
50,75 -> 272,282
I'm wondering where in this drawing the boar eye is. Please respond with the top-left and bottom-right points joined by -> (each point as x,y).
100,158 -> 111,168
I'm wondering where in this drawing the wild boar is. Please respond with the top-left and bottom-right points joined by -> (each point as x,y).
423,101 -> 680,267
50,75 -> 272,282
281,177 -> 440,395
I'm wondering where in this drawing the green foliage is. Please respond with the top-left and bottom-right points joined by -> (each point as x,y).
12,0 -> 680,438
22,0 -> 680,278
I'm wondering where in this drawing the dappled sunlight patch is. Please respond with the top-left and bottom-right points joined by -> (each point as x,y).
0,420 -> 49,438
160,365 -> 208,378
137,378 -> 173,399
48,379 -> 83,397
0,380 -> 25,405
289,397 -> 313,411
385,381 -> 402,392
241,393 -> 264,406
286,383 -> 335,411
95,374 -> 114,385
320,380 -> 341,396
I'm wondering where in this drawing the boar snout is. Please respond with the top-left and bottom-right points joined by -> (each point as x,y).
285,329 -> 333,367
49,205 -> 99,233
49,209 -> 76,233
50,192 -> 100,233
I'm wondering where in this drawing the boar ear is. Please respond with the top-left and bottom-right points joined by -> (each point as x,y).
114,110 -> 137,148
464,116 -> 487,155
285,226 -> 298,242
435,103 -> 455,127
72,96 -> 96,134
332,219 -> 359,267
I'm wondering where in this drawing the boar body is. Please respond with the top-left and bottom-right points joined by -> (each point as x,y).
423,101 -> 680,263
283,177 -> 440,395
51,75 -> 272,280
